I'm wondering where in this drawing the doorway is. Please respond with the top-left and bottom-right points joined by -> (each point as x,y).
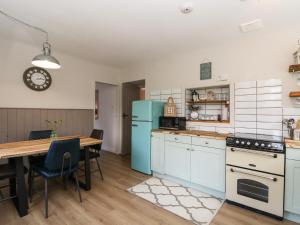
94,82 -> 119,153
121,79 -> 145,155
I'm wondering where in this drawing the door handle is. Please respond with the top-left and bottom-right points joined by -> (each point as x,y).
230,147 -> 278,158
230,168 -> 277,182
132,124 -> 138,127
248,163 -> 256,168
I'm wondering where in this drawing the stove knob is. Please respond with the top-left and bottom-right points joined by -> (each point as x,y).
255,142 -> 259,146
241,141 -> 245,145
274,144 -> 278,148
236,140 -> 240,144
247,141 -> 251,145
261,143 -> 265,147
268,144 -> 272,148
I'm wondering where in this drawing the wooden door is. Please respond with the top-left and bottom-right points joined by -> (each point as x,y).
121,82 -> 140,155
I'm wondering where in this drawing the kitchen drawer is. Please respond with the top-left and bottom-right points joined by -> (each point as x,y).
192,137 -> 225,149
165,134 -> 191,144
286,148 -> 300,161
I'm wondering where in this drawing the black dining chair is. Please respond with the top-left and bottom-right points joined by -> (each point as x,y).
29,138 -> 82,218
80,129 -> 104,180
27,130 -> 52,193
0,164 -> 28,203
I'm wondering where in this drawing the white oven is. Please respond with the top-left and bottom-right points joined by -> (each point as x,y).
226,146 -> 285,218
226,165 -> 284,217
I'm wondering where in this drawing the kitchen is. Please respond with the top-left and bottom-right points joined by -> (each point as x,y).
1,1 -> 300,225
130,78 -> 300,224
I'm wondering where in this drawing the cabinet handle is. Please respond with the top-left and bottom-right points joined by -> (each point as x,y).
132,115 -> 138,118
190,148 -> 194,151
205,141 -> 209,144
132,124 -> 138,127
186,148 -> 190,151
174,137 -> 178,141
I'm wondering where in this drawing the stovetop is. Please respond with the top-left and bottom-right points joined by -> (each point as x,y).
226,133 -> 285,153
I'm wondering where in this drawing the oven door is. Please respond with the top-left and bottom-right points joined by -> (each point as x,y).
226,166 -> 284,217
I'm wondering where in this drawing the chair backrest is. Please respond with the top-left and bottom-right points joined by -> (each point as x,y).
44,138 -> 80,172
29,130 -> 52,140
90,129 -> 103,151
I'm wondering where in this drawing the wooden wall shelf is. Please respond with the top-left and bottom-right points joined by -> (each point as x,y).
289,64 -> 300,73
187,120 -> 230,123
289,92 -> 300,97
187,100 -> 229,105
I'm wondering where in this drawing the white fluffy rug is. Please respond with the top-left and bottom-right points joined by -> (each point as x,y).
128,177 -> 224,225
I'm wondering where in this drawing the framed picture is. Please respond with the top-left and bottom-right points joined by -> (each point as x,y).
200,62 -> 212,80
95,89 -> 99,119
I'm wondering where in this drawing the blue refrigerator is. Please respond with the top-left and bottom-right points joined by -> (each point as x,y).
131,100 -> 164,174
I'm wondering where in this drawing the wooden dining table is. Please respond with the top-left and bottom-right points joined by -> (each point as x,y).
0,136 -> 102,217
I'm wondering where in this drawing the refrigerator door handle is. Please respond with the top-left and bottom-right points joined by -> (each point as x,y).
132,124 -> 138,127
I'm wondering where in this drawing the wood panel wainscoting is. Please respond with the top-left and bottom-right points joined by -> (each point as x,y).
0,108 -> 94,144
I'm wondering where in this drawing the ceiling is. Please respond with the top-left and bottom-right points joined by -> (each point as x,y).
0,0 -> 300,67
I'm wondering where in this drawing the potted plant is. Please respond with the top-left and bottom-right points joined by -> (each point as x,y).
45,119 -> 62,139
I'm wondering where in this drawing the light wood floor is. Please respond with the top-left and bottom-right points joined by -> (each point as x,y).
0,151 -> 298,225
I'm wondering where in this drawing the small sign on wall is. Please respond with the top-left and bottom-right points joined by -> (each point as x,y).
200,62 -> 212,80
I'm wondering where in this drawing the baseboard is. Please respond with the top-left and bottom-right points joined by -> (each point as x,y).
284,211 -> 300,223
153,172 -> 225,199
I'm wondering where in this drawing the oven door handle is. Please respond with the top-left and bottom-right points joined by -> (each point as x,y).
230,147 -> 278,158
230,168 -> 278,182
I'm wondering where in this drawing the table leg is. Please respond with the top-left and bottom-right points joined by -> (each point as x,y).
10,157 -> 28,217
79,146 -> 91,191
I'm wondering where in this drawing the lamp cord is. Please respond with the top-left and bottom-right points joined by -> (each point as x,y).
0,9 -> 49,41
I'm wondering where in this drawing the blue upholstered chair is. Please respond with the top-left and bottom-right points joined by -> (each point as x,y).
29,138 -> 82,218
28,130 -> 52,191
29,130 -> 52,140
80,129 -> 104,180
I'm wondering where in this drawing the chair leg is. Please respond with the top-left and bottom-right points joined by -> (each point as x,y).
28,166 -> 32,191
44,179 -> 48,218
95,157 -> 103,180
74,173 -> 82,203
63,175 -> 68,190
29,170 -> 34,203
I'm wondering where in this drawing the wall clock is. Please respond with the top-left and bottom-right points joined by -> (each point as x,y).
23,67 -> 52,91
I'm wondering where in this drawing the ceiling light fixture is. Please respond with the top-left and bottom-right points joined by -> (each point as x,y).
0,9 -> 61,69
180,2 -> 194,14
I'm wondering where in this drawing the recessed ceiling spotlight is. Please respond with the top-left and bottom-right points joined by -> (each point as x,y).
180,2 -> 194,14
240,19 -> 264,33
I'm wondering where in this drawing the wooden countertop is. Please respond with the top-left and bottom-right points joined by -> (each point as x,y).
152,129 -> 230,140
285,139 -> 300,150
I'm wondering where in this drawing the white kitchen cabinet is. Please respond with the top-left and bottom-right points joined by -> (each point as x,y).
190,145 -> 225,192
151,133 -> 165,174
285,148 -> 300,215
165,141 -> 191,181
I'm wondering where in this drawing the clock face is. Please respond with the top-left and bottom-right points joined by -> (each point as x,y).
23,67 -> 52,91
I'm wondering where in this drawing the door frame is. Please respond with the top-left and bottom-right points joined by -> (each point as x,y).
121,79 -> 145,155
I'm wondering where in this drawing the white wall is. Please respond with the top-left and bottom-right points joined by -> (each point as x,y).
0,36 -> 121,109
94,82 -> 121,153
122,27 -> 300,109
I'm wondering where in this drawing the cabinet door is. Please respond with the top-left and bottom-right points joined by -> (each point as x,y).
151,133 -> 164,174
165,141 -> 190,181
285,159 -> 300,214
190,146 -> 225,192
